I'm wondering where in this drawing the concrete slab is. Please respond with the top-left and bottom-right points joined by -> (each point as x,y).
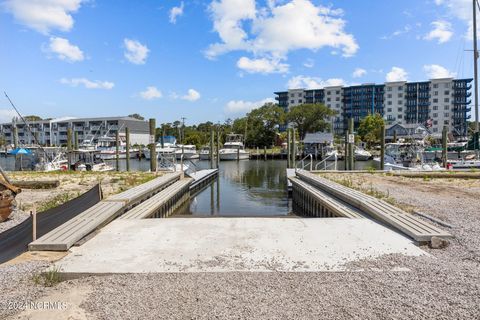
55,218 -> 426,275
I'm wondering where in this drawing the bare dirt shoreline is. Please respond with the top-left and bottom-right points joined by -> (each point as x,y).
2,173 -> 480,319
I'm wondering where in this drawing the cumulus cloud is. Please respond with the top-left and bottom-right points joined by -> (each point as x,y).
424,20 -> 453,43
182,89 -> 201,101
434,0 -> 475,38
60,78 -> 114,90
123,39 -> 149,65
225,98 -> 275,114
352,68 -> 366,78
169,2 -> 184,24
287,75 -> 345,89
140,86 -> 162,100
424,64 -> 457,79
46,37 -> 84,62
0,109 -> 17,123
303,59 -> 314,68
237,56 -> 289,74
206,0 -> 358,73
3,0 -> 84,34
385,67 -> 408,82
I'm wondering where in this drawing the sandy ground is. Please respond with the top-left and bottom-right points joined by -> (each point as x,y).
0,171 -> 158,233
1,173 -> 480,319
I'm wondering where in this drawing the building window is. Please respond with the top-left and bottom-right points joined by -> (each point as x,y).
335,97 -> 340,101
433,98 -> 438,103
433,106 -> 438,110
398,93 -> 403,98
434,91 -> 438,96
433,128 -> 438,132
327,91 -> 331,95
444,120 -> 450,125
387,87 -> 392,91
445,83 -> 450,88
444,90 -> 450,95
398,100 -> 403,105
298,100 -> 303,104
434,120 -> 438,125
327,98 -> 331,102
398,107 -> 403,112
444,98 -> 449,102
290,100 -> 294,103
290,94 -> 295,98
398,115 -> 403,119
387,94 -> 392,98
336,103 -> 340,108
433,113 -> 438,117
388,101 -> 392,105
444,112 -> 449,117
398,86 -> 403,91
444,105 -> 449,110
336,90 -> 340,94
387,108 -> 392,112
433,84 -> 439,88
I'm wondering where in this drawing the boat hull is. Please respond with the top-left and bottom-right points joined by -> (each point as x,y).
219,152 -> 249,160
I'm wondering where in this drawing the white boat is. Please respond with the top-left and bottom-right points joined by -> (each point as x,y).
96,136 -> 138,160
199,146 -> 211,160
354,147 -> 372,161
35,153 -> 68,172
219,134 -> 250,161
373,155 -> 444,171
448,158 -> 480,169
373,143 -> 444,171
175,145 -> 199,160
144,136 -> 178,160
72,150 -> 115,172
323,145 -> 338,161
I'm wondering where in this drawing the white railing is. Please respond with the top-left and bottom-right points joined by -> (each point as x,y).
297,154 -> 313,171
314,154 -> 338,171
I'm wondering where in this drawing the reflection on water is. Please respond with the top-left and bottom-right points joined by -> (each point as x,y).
175,160 -> 291,217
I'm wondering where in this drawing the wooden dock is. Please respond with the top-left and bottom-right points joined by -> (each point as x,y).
293,170 -> 452,243
29,172 -> 183,251
187,169 -> 218,194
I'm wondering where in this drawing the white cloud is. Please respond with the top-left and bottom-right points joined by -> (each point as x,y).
169,2 -> 184,24
0,109 -> 17,123
352,68 -> 366,78
60,78 -> 114,90
303,59 -> 314,68
423,64 -> 457,79
123,39 -> 149,65
434,0 -> 475,39
385,67 -> 408,82
381,25 -> 412,40
46,37 -> 84,62
237,56 -> 289,74
206,0 -> 358,72
287,75 -> 345,89
424,20 -> 453,43
225,98 -> 275,114
140,86 -> 162,100
3,0 -> 84,34
182,89 -> 201,101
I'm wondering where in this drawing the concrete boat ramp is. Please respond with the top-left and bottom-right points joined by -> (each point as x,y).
54,217 -> 426,276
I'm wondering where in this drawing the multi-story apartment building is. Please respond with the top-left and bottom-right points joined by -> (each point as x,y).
274,77 -> 472,137
0,116 -> 150,146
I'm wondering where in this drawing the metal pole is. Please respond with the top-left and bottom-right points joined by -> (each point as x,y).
126,127 -> 130,172
210,128 -> 214,169
344,133 -> 349,171
31,207 -> 37,241
442,125 -> 448,168
287,129 -> 291,168
474,0 -> 479,133
161,129 -> 165,148
348,118 -> 354,171
380,124 -> 385,171
115,130 -> 120,171
149,118 -> 157,172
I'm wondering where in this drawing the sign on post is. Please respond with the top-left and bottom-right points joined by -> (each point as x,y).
348,134 -> 355,144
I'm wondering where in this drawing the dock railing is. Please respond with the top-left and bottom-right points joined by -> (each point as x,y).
297,154 -> 313,171
314,154 -> 338,171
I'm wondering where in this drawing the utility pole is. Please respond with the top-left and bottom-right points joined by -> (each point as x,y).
181,117 -> 186,144
474,0 -> 479,133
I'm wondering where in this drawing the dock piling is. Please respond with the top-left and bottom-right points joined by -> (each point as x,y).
348,118 -> 354,171
67,128 -> 72,170
149,118 -> 157,172
216,127 -> 220,167
292,128 -> 296,168
74,131 -> 78,150
287,129 -> 291,168
126,127 -> 130,172
210,128 -> 214,169
115,130 -> 120,172
380,124 -> 385,171
442,125 -> 448,168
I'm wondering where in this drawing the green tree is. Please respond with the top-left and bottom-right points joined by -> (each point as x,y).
357,113 -> 385,147
286,103 -> 336,140
244,103 -> 285,147
128,113 -> 145,120
24,115 -> 42,121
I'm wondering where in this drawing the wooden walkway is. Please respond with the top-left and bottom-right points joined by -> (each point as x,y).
29,172 -> 182,251
120,179 -> 192,219
295,170 -> 452,243
188,169 -> 218,194
290,177 -> 365,219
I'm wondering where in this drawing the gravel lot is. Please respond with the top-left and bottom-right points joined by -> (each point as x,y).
2,173 -> 480,319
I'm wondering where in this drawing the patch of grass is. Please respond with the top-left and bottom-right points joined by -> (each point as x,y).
38,192 -> 79,212
32,266 -> 62,287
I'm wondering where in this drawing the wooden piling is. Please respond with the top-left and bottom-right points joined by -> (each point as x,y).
442,125 -> 448,168
348,118 -> 354,171
125,127 -> 130,172
393,130 -> 397,143
216,127 -> 220,167
292,128 -> 296,168
344,133 -> 349,171
13,126 -> 18,149
287,129 -> 291,168
380,123 -> 385,171
263,146 -> 267,161
149,119 -> 157,172
74,131 -> 78,150
67,128 -> 72,170
115,130 -> 120,171
210,128 -> 214,169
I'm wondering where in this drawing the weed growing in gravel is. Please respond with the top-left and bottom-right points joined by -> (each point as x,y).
38,192 -> 79,212
32,267 -> 62,287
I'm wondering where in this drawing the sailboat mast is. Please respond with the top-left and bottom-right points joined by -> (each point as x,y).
474,0 -> 479,133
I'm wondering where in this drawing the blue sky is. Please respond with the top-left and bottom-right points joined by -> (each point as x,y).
0,0 -> 476,124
